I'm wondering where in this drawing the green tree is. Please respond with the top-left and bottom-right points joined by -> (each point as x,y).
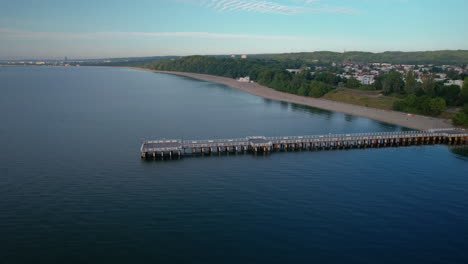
394,94 -> 417,112
461,78 -> 468,104
447,69 -> 460,80
373,75 -> 384,90
289,73 -> 308,94
308,81 -> 332,98
257,70 -> 275,85
453,104 -> 468,126
404,71 -> 418,94
421,74 -> 436,96
382,71 -> 404,95
297,85 -> 309,96
415,96 -> 432,114
395,95 -> 446,116
428,97 -> 446,115
453,112 -> 468,126
314,72 -> 337,85
435,85 -> 461,106
346,78 -> 361,89
270,71 -> 292,91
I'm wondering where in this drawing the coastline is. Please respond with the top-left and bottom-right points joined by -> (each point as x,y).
136,67 -> 454,130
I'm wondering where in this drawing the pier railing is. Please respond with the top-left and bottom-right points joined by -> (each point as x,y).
140,128 -> 468,159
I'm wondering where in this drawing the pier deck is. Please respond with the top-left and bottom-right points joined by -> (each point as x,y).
140,128 -> 468,159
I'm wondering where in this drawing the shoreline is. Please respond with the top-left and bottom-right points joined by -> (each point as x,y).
4,65 -> 457,130
128,67 -> 454,130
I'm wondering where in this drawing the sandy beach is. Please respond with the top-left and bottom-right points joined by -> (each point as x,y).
129,67 -> 454,130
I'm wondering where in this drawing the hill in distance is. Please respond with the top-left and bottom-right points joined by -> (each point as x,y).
267,50 -> 468,65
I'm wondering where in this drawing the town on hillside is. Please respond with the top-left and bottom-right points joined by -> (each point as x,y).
285,62 -> 467,88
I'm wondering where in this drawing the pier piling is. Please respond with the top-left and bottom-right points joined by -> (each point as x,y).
140,129 -> 468,160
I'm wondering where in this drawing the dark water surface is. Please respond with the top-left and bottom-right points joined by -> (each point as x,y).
1,67 -> 467,263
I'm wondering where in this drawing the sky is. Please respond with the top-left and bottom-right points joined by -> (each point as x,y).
0,0 -> 467,59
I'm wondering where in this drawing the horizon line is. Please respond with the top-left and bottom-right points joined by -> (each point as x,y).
1,49 -> 467,61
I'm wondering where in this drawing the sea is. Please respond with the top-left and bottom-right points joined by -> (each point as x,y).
1,66 -> 467,263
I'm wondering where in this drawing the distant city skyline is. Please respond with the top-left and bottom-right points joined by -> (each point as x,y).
1,0 -> 467,59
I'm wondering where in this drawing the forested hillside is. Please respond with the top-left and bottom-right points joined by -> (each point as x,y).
149,56 -> 335,97
269,50 -> 468,65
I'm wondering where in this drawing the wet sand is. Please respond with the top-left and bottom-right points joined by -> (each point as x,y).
129,67 -> 454,130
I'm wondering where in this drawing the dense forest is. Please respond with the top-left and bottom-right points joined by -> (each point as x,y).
269,50 -> 468,65
149,56 -> 336,97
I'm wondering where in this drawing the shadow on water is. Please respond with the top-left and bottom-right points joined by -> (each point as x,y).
290,103 -> 335,118
163,73 -> 208,83
450,145 -> 468,160
344,114 -> 356,122
262,98 -> 274,106
265,99 -> 410,131
140,145 -> 427,163
262,98 -> 295,112
375,120 -> 411,131
140,152 -> 278,164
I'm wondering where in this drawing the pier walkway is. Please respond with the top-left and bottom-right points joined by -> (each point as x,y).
140,128 -> 468,159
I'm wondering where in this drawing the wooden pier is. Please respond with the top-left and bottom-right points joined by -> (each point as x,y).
140,128 -> 468,159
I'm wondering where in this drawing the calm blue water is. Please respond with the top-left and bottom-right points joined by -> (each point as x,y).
1,66 -> 467,263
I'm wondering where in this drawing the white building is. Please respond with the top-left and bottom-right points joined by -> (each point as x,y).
444,80 -> 464,88
237,76 -> 250,82
402,65 -> 415,71
356,74 -> 375,85
241,54 -> 248,59
437,73 -> 447,79
286,69 -> 301,74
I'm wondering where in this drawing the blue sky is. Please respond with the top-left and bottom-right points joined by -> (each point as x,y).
1,0 -> 467,59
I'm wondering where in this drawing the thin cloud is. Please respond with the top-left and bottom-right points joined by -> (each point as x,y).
0,28 -> 307,41
203,0 -> 303,15
0,28 -> 368,50
196,0 -> 357,14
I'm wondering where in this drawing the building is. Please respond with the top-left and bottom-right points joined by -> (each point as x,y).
241,54 -> 248,59
237,76 -> 250,82
402,65 -> 415,71
445,80 -> 464,88
356,73 -> 375,85
286,69 -> 301,74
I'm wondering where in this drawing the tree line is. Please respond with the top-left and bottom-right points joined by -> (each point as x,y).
371,70 -> 468,118
270,50 -> 468,65
149,56 -> 337,98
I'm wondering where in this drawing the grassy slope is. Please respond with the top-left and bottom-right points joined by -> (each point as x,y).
322,91 -> 396,110
322,90 -> 456,119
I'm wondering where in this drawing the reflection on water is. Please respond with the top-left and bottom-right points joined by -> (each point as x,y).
263,98 -> 274,105
450,145 -> 468,159
344,114 -> 356,122
279,100 -> 289,111
290,102 -> 334,116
